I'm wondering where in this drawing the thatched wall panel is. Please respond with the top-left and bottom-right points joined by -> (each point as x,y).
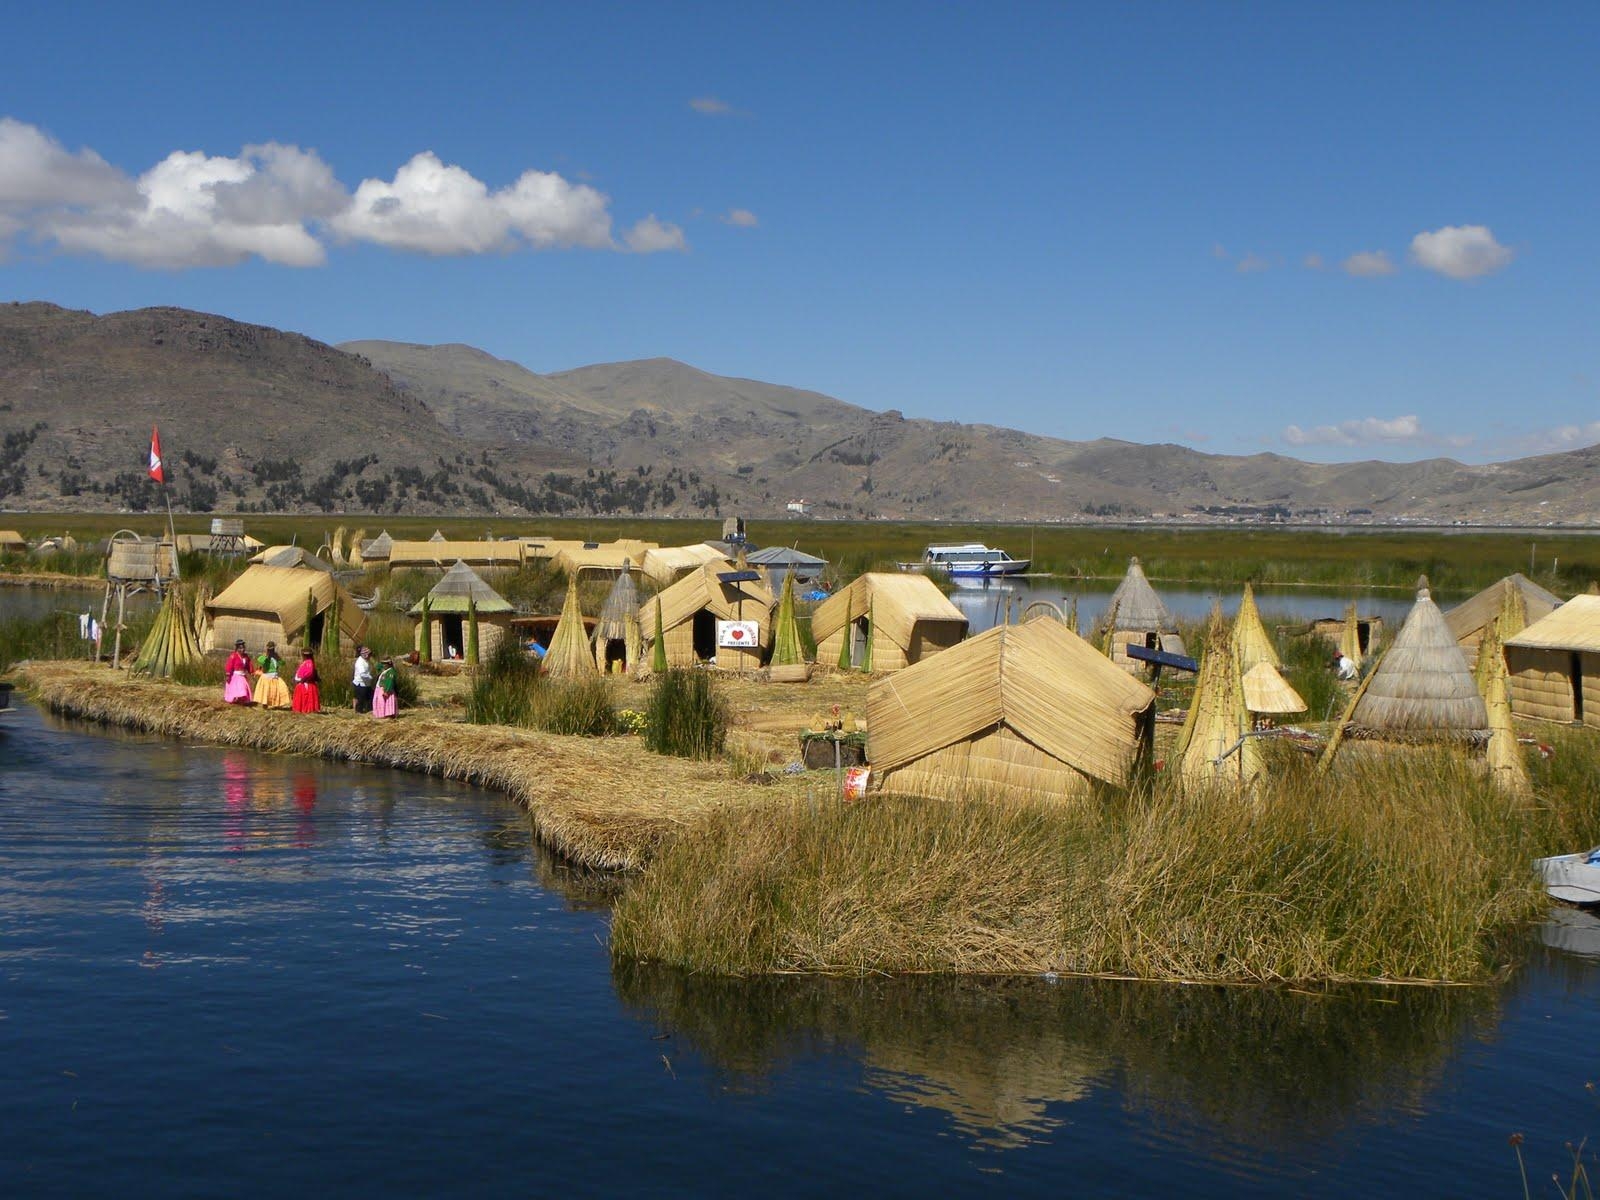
1506,646 -> 1574,723
876,725 -> 1098,806
1584,651 -> 1600,730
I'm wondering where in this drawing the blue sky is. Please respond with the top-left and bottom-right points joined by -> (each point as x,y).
2,2 -> 1596,464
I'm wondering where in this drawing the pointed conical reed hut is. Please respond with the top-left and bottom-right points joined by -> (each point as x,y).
408,561 -> 514,662
204,566 -> 367,654
1242,661 -> 1306,717
1345,577 -> 1488,742
1101,557 -> 1185,670
1504,595 -> 1600,728
866,620 -> 1156,804
133,583 -> 203,678
1232,584 -> 1279,673
768,571 -> 810,682
1178,622 -> 1261,792
812,573 -> 967,672
592,562 -> 642,673
544,575 -> 599,679
429,529 -> 447,542
1445,573 -> 1563,658
639,562 -> 775,671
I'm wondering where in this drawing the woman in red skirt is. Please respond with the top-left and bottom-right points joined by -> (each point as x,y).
292,648 -> 321,714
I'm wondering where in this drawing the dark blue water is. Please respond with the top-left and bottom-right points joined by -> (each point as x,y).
3,701 -> 1598,1197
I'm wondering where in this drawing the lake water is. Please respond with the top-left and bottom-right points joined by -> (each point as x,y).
2,701 -> 1598,1196
950,578 -> 1431,636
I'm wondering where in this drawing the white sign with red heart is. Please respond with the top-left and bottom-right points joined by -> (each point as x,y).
716,620 -> 760,649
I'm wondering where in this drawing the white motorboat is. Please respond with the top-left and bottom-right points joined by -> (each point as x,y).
898,543 -> 1031,578
1536,848 -> 1600,905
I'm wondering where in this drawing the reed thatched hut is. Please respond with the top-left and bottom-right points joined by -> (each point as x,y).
408,561 -> 515,662
866,620 -> 1156,804
592,564 -> 642,673
1504,595 -> 1600,728
553,543 -> 636,582
544,576 -> 599,679
1101,557 -> 1185,669
813,573 -> 968,672
205,566 -> 367,654
1345,578 -> 1487,742
388,540 -> 525,572
1445,573 -> 1563,657
1232,584 -> 1279,673
640,562 -> 774,671
640,544 -> 732,588
0,530 -> 27,553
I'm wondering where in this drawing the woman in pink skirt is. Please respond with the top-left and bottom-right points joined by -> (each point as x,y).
372,658 -> 399,719
223,640 -> 255,704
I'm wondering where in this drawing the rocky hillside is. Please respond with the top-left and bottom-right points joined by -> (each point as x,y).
1,301 -> 1595,522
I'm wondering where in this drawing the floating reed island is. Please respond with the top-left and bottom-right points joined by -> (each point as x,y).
12,529 -> 1600,986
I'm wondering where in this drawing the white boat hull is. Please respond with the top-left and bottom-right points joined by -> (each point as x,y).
1536,850 -> 1600,905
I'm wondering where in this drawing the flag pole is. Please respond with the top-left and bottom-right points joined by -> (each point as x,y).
149,425 -> 180,583
163,481 -> 180,582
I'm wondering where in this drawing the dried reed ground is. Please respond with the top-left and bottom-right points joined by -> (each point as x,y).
18,662 -> 807,871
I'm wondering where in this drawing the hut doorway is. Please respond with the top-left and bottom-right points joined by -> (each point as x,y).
849,616 -> 870,667
601,638 -> 627,672
1574,652 -> 1586,724
692,610 -> 717,662
439,614 -> 466,658
305,611 -> 326,649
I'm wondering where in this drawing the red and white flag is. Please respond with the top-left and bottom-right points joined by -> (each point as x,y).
148,426 -> 165,484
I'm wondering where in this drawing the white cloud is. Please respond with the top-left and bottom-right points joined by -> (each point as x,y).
1235,252 -> 1270,274
689,96 -> 734,116
1342,250 -> 1396,277
1283,415 -> 1430,447
1485,421 -> 1600,458
334,152 -> 613,254
0,117 -> 134,208
623,214 -> 687,253
1410,224 -> 1513,280
1303,252 -> 1325,270
0,118 -> 676,269
720,208 -> 758,228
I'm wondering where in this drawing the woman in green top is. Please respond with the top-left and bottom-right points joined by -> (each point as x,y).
372,657 -> 399,719
252,641 -> 293,709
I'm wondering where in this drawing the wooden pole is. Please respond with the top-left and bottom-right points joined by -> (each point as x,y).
97,584 -> 111,663
163,485 -> 181,583
112,584 -> 127,670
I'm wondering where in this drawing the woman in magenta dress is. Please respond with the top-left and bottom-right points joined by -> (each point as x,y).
292,649 -> 321,714
371,658 -> 399,719
223,639 -> 254,704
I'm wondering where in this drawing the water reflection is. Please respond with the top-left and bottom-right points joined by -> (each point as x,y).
615,966 -> 1502,1152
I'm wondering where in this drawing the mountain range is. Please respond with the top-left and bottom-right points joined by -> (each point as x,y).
1,300 -> 1595,523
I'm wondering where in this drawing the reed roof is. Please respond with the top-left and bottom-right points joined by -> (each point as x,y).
553,544 -> 637,576
1349,578 -> 1487,738
0,530 -> 27,548
1445,574 -> 1563,645
1242,661 -> 1306,714
249,545 -> 336,573
640,543 -> 731,585
207,565 -> 367,641
642,561 -> 775,632
544,576 -> 599,678
360,530 -> 394,558
387,540 -> 525,568
1104,557 -> 1178,632
746,546 -> 829,568
1232,583 -> 1279,672
812,573 -> 968,652
1505,595 -> 1600,653
867,620 -> 1156,786
594,565 -> 641,640
407,560 -> 514,616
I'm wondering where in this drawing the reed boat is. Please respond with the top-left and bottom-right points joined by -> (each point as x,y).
1535,848 -> 1600,906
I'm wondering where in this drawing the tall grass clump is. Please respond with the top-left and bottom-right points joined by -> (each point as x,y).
1279,630 -> 1346,722
170,655 -> 226,688
613,738 -> 1597,982
0,612 -> 85,671
466,638 -> 541,726
466,637 -> 617,735
643,669 -> 728,759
